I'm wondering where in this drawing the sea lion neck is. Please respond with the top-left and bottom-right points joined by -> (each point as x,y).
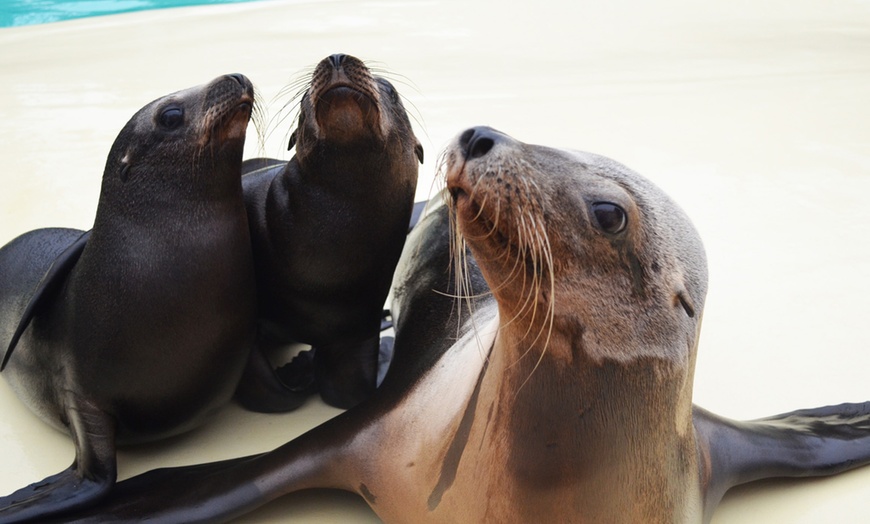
287,140 -> 411,199
476,325 -> 697,520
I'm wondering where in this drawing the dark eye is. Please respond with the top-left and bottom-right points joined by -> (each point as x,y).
380,80 -> 399,102
159,107 -> 184,130
591,202 -> 627,234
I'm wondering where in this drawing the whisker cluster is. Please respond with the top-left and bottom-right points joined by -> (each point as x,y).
443,159 -> 556,389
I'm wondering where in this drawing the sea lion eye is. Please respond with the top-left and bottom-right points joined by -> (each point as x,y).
381,80 -> 400,102
591,202 -> 627,234
159,107 -> 184,130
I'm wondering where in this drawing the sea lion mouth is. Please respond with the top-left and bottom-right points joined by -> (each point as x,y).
200,74 -> 255,147
313,84 -> 380,139
447,167 -> 512,252
207,97 -> 253,145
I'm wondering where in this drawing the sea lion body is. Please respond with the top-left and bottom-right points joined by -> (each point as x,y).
0,74 -> 257,521
236,53 -> 422,410
58,127 -> 870,523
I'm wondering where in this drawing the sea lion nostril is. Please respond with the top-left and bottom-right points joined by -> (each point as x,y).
459,127 -> 498,160
468,136 -> 494,159
228,73 -> 245,85
458,128 -> 475,152
329,53 -> 348,68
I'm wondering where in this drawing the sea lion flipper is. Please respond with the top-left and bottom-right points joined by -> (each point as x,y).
311,335 -> 380,409
58,456 -> 265,523
1,230 -> 91,371
235,345 -> 311,413
0,393 -> 116,521
58,419 -> 354,522
694,402 -> 870,513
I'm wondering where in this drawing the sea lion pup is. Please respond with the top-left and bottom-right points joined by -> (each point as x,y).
58,127 -> 870,523
0,74 -> 257,522
235,53 -> 423,411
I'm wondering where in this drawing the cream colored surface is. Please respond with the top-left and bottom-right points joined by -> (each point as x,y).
1,0 -> 869,521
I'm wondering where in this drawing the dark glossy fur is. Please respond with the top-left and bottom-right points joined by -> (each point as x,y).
0,75 -> 257,523
234,54 -> 422,411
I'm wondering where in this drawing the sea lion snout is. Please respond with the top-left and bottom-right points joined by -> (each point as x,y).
310,53 -> 380,142
199,73 -> 255,146
204,73 -> 254,106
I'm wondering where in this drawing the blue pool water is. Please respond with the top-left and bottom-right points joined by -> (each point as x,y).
0,0 -> 261,28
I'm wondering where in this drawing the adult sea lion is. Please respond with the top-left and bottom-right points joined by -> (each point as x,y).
0,74 -> 257,522
56,127 -> 870,523
236,53 -> 423,411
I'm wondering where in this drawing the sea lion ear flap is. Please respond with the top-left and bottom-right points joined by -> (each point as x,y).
414,142 -> 424,164
119,152 -> 132,182
674,275 -> 695,318
677,291 -> 695,318
288,129 -> 298,151
672,270 -> 696,318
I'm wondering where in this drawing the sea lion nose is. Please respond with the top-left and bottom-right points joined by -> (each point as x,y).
458,126 -> 500,160
329,53 -> 348,68
228,73 -> 246,85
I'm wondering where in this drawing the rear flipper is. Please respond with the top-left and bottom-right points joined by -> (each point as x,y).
0,395 -> 117,523
694,402 -> 870,518
234,344 -> 311,413
307,334 -> 380,410
0,228 -> 89,370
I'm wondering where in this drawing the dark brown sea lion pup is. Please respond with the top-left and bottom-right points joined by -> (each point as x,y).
56,127 -> 870,523
0,74 -> 258,522
236,53 -> 423,411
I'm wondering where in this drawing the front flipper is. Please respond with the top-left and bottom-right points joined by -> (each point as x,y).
1,230 -> 91,371
310,334 -> 381,409
694,402 -> 870,518
56,455 -> 265,523
0,393 -> 117,522
234,345 -> 311,413
55,402 -> 378,523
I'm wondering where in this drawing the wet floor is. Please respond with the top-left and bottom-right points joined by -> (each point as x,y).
1,0 -> 869,521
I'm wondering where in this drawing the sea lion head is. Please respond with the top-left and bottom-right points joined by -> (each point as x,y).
100,74 -> 255,207
444,126 -> 707,365
290,53 -> 424,173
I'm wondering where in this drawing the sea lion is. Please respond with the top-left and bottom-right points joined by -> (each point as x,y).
235,53 -> 423,411
54,126 -> 870,523
0,74 -> 257,522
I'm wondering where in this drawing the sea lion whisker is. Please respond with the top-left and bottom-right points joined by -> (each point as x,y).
251,95 -> 269,156
447,209 -> 495,361
508,219 -> 556,383
396,97 -> 428,143
367,65 -> 422,94
273,69 -> 314,100
268,97 -> 303,130
448,205 -> 469,335
448,231 -> 492,362
518,211 -> 555,345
